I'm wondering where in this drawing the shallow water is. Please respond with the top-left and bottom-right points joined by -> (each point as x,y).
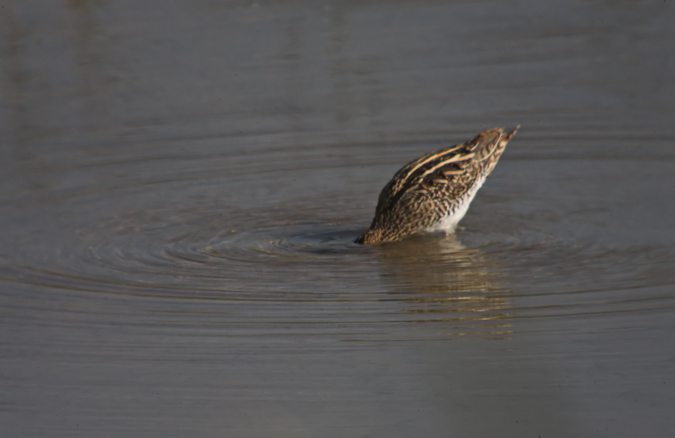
2,1 -> 675,437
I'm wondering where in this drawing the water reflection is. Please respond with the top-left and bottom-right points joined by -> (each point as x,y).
374,234 -> 512,339
64,0 -> 108,121
1,0 -> 30,154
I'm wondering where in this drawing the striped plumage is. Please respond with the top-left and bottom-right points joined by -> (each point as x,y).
356,126 -> 519,244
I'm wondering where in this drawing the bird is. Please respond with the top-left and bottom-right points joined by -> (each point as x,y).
355,126 -> 519,244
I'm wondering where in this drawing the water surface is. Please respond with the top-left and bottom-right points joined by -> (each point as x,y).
1,1 -> 675,437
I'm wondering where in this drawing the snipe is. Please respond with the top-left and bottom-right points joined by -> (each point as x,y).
356,126 -> 519,244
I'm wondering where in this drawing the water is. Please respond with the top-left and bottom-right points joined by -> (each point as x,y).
2,1 -> 675,437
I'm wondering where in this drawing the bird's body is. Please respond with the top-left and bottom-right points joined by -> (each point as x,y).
356,126 -> 518,244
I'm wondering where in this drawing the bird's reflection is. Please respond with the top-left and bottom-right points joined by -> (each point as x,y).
373,233 -> 512,339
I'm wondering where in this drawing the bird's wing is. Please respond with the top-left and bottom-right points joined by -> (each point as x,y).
375,127 -> 512,216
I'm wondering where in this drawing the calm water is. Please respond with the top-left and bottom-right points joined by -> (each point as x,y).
2,1 -> 675,437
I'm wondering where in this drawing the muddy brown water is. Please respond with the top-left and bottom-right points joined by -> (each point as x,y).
1,1 -> 674,437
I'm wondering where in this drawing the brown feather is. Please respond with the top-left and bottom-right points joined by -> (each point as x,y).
356,126 -> 519,244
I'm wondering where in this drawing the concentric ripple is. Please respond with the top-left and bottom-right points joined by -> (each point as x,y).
2,134 -> 675,340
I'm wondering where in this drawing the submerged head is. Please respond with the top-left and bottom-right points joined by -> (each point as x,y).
354,228 -> 381,245
355,227 -> 395,245
355,205 -> 426,244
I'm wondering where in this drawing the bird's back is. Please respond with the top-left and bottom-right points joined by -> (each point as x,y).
356,126 -> 518,244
